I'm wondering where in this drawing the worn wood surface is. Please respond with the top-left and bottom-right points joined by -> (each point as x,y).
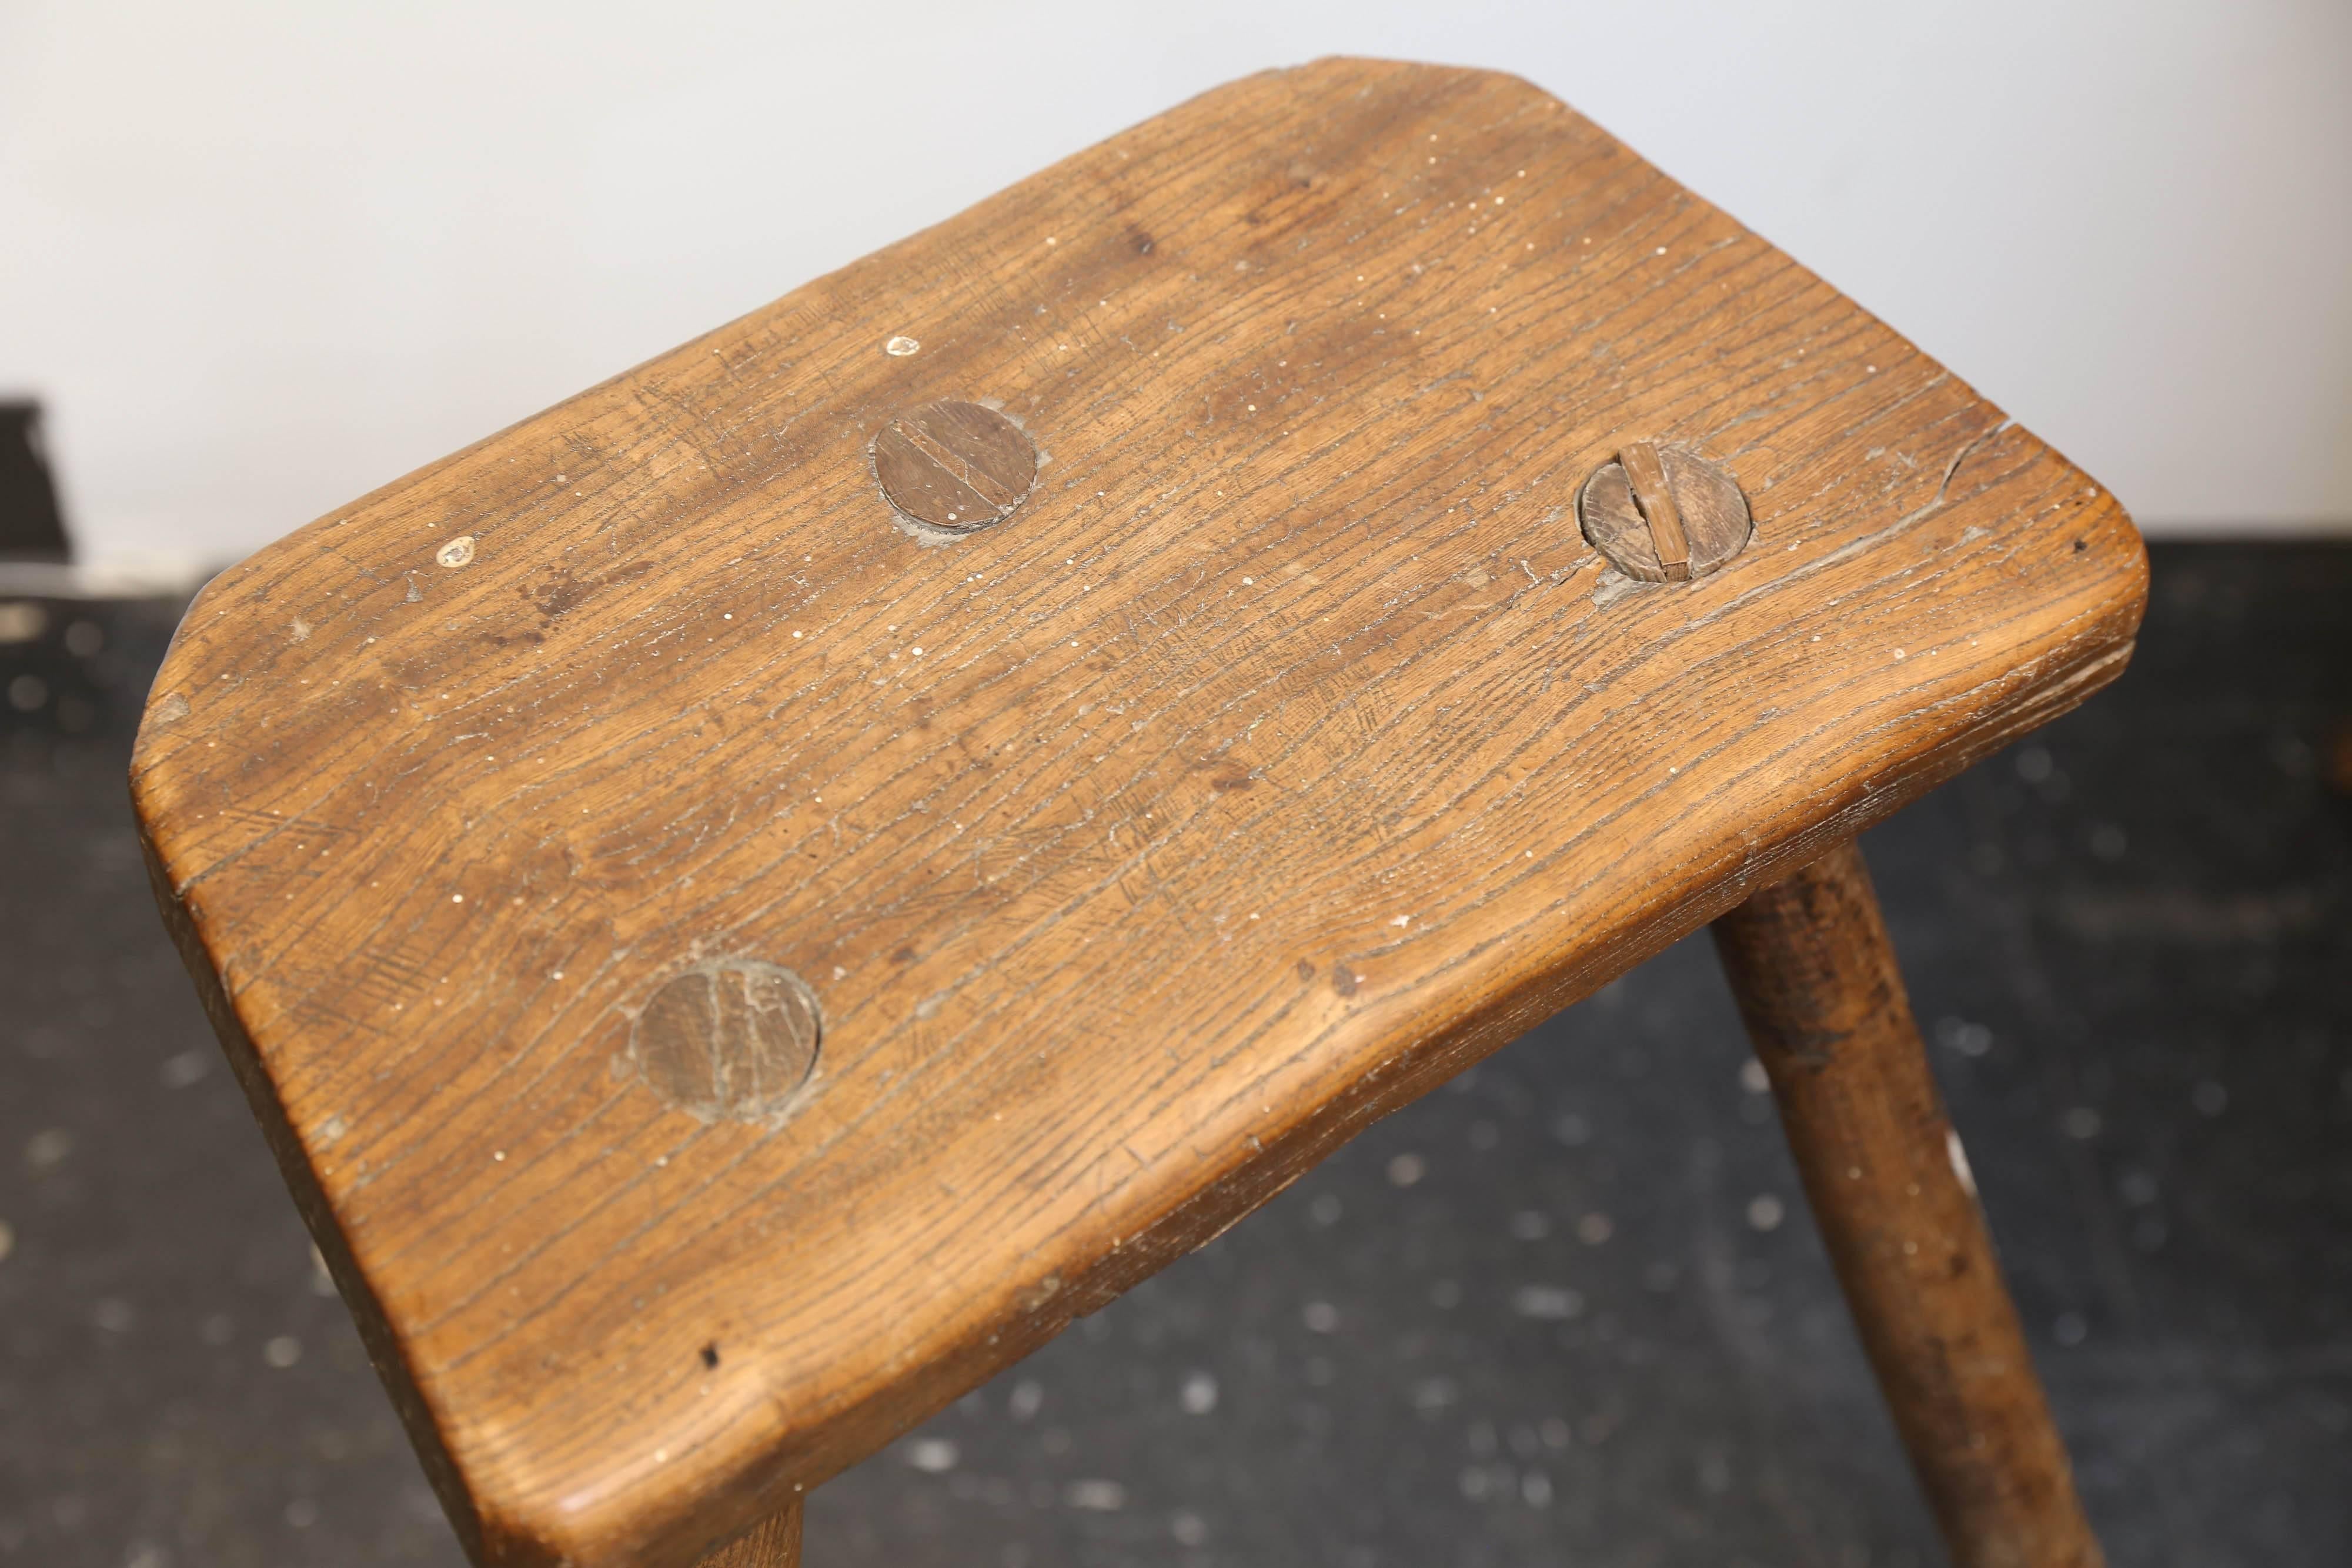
130,56 -> 2144,1567
1714,843 -> 2104,1568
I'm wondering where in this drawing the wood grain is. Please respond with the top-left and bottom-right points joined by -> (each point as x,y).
130,56 -> 2145,1567
1714,843 -> 2104,1568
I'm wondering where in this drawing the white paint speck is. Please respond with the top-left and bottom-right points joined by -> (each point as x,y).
450,894 -> 464,904
884,336 -> 920,356
437,536 -> 476,569
1065,1479 -> 1126,1512
1512,1285 -> 1584,1321
905,1437 -> 959,1472
1180,1370 -> 1219,1414
1946,1128 -> 1977,1195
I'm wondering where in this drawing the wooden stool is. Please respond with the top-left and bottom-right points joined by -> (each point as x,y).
131,59 -> 2141,1568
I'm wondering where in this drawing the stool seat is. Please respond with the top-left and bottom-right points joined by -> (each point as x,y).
129,58 -> 2143,1567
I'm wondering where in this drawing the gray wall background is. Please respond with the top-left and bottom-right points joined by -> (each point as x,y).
4,0 -> 2347,574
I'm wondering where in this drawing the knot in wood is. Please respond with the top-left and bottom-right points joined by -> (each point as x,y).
1579,442 -> 1752,583
871,399 -> 1038,533
632,960 -> 821,1122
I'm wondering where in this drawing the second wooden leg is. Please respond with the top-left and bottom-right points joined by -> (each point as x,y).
1711,841 -> 2101,1568
694,1500 -> 802,1567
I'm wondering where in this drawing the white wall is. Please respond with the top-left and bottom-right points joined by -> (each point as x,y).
3,0 -> 2346,573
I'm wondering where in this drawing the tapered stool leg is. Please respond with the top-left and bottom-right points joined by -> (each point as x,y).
692,1502 -> 802,1567
1711,841 -> 2102,1568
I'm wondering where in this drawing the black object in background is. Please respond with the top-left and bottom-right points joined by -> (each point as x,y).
0,400 -> 168,738
0,402 -> 71,563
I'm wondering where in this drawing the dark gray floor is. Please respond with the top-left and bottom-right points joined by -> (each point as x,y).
2,543 -> 2346,1567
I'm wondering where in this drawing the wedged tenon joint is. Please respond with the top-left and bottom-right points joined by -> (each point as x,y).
129,56 -> 2143,1567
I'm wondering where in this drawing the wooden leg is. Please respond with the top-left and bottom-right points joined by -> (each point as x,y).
1711,841 -> 2102,1568
693,1501 -> 802,1567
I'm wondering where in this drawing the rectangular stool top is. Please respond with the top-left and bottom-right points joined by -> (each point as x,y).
131,57 -> 2144,1567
